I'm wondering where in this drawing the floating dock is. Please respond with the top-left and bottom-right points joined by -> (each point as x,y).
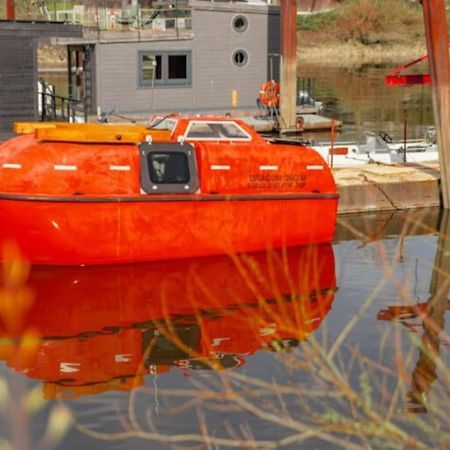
242,113 -> 342,133
335,162 -> 441,214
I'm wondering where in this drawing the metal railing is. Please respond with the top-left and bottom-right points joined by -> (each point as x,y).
2,3 -> 192,33
38,79 -> 87,123
55,5 -> 191,33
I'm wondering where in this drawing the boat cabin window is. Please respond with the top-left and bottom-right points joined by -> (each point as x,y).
184,120 -> 251,141
148,152 -> 190,184
148,116 -> 177,131
140,142 -> 199,193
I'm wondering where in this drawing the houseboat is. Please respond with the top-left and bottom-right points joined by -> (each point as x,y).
0,116 -> 338,265
52,0 -> 281,120
0,244 -> 335,398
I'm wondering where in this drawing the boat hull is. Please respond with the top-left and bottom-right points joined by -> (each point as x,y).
0,194 -> 338,265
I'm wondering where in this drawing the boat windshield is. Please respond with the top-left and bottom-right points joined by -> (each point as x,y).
148,116 -> 177,131
184,120 -> 251,141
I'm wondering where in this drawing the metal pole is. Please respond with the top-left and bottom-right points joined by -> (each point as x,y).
403,103 -> 407,163
279,0 -> 297,131
330,119 -> 335,168
421,0 -> 450,208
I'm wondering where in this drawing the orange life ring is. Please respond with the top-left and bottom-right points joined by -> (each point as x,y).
259,81 -> 280,107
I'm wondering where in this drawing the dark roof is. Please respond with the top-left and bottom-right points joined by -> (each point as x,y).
0,20 -> 82,38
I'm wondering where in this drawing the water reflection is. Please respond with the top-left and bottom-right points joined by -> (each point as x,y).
0,245 -> 335,399
376,208 -> 450,413
298,65 -> 434,143
1,210 -> 449,449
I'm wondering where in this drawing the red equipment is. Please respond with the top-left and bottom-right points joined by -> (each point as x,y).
6,0 -> 15,20
259,81 -> 280,107
385,43 -> 450,86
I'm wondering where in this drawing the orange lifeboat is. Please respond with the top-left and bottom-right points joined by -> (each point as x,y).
0,117 -> 338,265
0,245 -> 336,398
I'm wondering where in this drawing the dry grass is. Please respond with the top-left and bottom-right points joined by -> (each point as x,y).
297,0 -> 429,66
297,41 -> 427,67
331,0 -> 423,45
0,244 -> 72,450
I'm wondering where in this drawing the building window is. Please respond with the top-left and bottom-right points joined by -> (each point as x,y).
139,51 -> 191,87
168,54 -> 187,80
232,49 -> 248,67
141,55 -> 162,82
232,15 -> 248,33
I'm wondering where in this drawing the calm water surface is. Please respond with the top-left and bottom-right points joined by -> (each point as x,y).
8,65 -> 446,449
299,64 -> 435,143
0,208 -> 449,449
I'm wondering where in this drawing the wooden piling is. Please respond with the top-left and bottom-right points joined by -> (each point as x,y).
421,0 -> 450,209
279,0 -> 297,131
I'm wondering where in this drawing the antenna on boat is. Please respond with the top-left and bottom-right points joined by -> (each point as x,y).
149,57 -> 157,118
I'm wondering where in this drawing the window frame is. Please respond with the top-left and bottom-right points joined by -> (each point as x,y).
140,142 -> 199,194
183,120 -> 252,142
231,49 -> 249,68
232,15 -> 249,33
138,50 -> 192,87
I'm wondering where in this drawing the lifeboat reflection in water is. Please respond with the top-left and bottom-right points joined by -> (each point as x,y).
0,244 -> 336,399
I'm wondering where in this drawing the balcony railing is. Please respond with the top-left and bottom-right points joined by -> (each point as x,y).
50,5 -> 191,33
2,3 -> 191,33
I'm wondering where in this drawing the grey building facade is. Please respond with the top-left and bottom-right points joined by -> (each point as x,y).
62,1 -> 280,117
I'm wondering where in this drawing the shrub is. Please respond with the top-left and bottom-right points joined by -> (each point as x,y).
331,0 -> 423,45
297,11 -> 338,31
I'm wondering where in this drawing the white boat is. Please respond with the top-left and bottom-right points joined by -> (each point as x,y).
283,128 -> 438,167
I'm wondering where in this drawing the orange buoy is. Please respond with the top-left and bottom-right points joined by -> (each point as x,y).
296,116 -> 304,130
258,80 -> 280,107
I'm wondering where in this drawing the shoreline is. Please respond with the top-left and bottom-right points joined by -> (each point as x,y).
297,41 -> 428,67
38,41 -> 428,70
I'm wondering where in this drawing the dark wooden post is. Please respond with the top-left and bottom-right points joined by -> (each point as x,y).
279,0 -> 297,131
407,209 -> 450,411
421,0 -> 450,208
